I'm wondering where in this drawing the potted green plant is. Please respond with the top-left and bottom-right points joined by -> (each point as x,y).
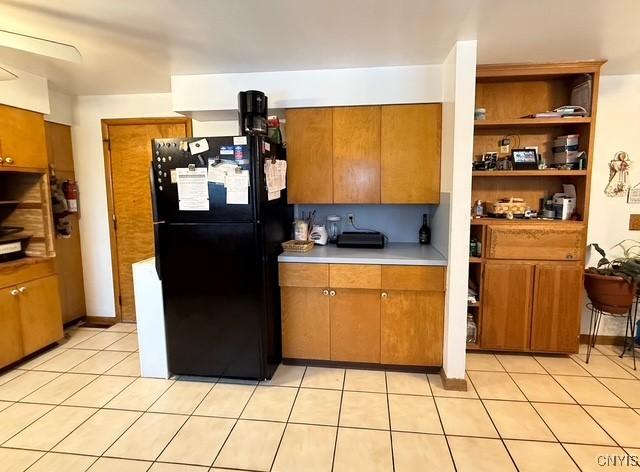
585,240 -> 640,314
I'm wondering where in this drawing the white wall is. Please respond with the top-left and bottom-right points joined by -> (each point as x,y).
582,74 -> 640,335
72,92 -> 234,317
45,89 -> 73,125
439,41 -> 477,381
0,66 -> 49,113
172,64 -> 443,119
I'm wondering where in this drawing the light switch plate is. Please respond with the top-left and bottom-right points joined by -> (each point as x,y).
629,214 -> 640,230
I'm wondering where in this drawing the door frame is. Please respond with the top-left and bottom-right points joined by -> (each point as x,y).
101,117 -> 193,322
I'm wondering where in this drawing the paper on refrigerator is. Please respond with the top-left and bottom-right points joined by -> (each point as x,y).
264,160 -> 287,200
176,167 -> 209,211
226,169 -> 250,204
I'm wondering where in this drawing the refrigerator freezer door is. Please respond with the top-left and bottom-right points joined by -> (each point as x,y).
151,137 -> 255,223
158,222 -> 266,378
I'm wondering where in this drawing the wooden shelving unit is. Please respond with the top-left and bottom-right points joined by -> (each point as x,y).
468,61 -> 604,353
473,170 -> 587,177
474,117 -> 591,128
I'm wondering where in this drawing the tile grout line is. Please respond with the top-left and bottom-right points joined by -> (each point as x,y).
492,353 -> 583,471
526,351 -> 626,457
267,366 -> 307,472
465,367 -> 519,471
384,371 -> 396,472
425,372 -> 458,472
329,368 -> 346,472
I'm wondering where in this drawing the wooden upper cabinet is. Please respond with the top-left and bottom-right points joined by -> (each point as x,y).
381,104 -> 441,203
45,122 -> 75,172
333,106 -> 381,203
481,262 -> 534,350
0,104 -> 47,170
285,108 -> 333,203
530,263 -> 583,353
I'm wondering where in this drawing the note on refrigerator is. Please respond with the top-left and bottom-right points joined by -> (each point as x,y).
208,160 -> 237,184
176,167 -> 209,211
264,160 -> 287,201
225,169 -> 250,205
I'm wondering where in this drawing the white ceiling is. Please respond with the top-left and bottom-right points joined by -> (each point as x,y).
1,0 -> 639,95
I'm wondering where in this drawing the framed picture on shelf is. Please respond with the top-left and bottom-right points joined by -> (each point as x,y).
510,148 -> 539,170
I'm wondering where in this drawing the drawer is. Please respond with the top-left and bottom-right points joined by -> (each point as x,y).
329,264 -> 381,289
486,225 -> 585,261
0,258 -> 55,289
381,266 -> 445,292
279,263 -> 329,287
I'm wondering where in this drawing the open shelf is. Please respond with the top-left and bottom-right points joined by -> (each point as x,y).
466,342 -> 480,350
0,200 -> 20,206
472,170 -> 587,177
469,256 -> 482,263
474,117 -> 591,128
470,218 -> 585,226
468,302 -> 480,308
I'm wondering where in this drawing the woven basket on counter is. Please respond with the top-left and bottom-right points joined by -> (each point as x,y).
281,240 -> 315,252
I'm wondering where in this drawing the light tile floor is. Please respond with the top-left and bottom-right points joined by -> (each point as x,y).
0,323 -> 639,471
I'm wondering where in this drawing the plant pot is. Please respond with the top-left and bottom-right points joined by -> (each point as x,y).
584,272 -> 635,314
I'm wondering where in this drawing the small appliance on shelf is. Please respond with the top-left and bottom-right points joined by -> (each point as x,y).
0,226 -> 32,263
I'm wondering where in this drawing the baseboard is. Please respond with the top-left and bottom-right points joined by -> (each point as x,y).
439,369 -> 467,391
78,316 -> 117,327
283,358 -> 440,374
579,334 -> 626,345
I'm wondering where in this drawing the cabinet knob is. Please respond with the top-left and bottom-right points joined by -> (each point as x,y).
322,289 -> 329,296
4,157 -> 14,165
329,290 -> 336,297
381,292 -> 388,299
18,286 -> 26,293
10,289 -> 19,296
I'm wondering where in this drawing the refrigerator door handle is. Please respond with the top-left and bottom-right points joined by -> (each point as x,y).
153,221 -> 164,280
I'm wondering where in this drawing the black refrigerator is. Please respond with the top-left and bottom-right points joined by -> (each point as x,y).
150,135 -> 292,380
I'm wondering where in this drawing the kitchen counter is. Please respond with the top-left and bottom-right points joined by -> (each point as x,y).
278,243 -> 447,266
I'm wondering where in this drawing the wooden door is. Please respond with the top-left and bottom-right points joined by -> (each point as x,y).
381,290 -> 444,366
46,122 -> 86,323
481,262 -> 534,350
333,106 -> 381,203
0,104 -> 47,170
0,286 -> 24,368
285,108 -> 333,203
330,288 -> 380,362
381,104 -> 442,203
530,263 -> 583,353
18,275 -> 63,355
281,287 -> 330,360
104,119 -> 191,321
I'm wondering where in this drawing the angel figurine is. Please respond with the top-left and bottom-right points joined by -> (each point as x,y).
605,151 -> 632,197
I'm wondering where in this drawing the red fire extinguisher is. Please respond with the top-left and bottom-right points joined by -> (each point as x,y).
62,180 -> 78,213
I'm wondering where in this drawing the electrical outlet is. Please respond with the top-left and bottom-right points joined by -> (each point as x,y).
347,213 -> 355,224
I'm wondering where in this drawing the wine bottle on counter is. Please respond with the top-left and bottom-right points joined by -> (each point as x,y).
419,213 -> 431,245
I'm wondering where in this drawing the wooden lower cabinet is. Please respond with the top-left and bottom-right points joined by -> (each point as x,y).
480,260 -> 583,353
0,286 -> 24,368
481,262 -> 534,350
330,289 -> 381,363
281,287 -> 330,360
530,263 -> 583,352
18,275 -> 63,355
381,290 -> 443,365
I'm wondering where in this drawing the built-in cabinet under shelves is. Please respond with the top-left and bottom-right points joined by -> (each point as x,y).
279,263 -> 445,367
285,103 -> 442,204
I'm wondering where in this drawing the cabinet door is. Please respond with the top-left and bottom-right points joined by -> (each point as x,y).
530,263 -> 583,353
333,106 -> 381,203
0,104 -> 47,170
381,290 -> 444,366
285,108 -> 333,203
0,286 -> 24,368
45,121 -> 75,172
381,104 -> 441,203
18,275 -> 63,355
481,262 -> 534,350
330,288 -> 380,362
281,287 -> 330,360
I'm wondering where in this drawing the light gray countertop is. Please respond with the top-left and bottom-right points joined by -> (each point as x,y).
278,243 -> 447,266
